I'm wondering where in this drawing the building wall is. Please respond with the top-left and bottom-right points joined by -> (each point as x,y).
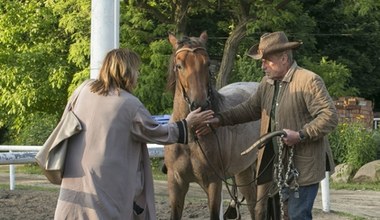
334,97 -> 374,129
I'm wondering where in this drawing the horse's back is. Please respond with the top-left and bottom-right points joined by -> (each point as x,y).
218,82 -> 259,108
212,81 -> 260,174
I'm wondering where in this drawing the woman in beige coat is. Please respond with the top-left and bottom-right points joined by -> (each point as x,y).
54,48 -> 214,220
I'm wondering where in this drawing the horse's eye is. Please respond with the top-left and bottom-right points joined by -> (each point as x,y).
176,64 -> 182,71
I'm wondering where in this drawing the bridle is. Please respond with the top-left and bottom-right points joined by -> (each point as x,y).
174,47 -> 213,111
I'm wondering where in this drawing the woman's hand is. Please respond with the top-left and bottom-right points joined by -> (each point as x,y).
185,107 -> 214,129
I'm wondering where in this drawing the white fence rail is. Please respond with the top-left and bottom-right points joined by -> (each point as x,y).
0,144 -> 164,190
0,144 -> 164,165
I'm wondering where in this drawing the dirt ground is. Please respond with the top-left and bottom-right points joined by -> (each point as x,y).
0,172 -> 379,220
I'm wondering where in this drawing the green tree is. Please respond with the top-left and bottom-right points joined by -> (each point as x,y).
119,3 -> 175,114
303,0 -> 380,110
0,0 -> 76,136
46,0 -> 91,92
300,57 -> 358,98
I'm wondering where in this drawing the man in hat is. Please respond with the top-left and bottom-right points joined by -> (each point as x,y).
201,31 -> 338,219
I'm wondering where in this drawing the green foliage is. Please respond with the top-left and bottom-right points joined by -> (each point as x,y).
135,40 -> 174,114
231,55 -> 263,83
46,0 -> 91,93
1,0 -> 379,146
300,57 -> 358,99
343,0 -> 380,16
120,3 -> 174,114
329,122 -> 379,170
46,0 -> 91,69
304,0 -> 380,110
0,0 -> 76,133
8,112 -> 58,146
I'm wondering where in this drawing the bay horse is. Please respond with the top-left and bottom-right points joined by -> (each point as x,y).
164,31 -> 261,219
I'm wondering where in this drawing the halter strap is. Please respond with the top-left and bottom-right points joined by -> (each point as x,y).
175,47 -> 206,56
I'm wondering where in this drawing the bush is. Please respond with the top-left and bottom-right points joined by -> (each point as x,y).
231,55 -> 263,83
7,112 -> 59,145
329,122 -> 379,170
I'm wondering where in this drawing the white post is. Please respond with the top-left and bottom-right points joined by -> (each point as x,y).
90,0 -> 120,79
321,171 -> 330,212
220,191 -> 223,219
9,150 -> 15,190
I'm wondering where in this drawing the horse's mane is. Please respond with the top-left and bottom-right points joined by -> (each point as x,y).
166,35 -> 224,112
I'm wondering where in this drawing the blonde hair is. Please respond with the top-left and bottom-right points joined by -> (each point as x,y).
91,48 -> 141,95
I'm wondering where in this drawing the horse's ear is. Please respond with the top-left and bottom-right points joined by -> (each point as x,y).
168,32 -> 178,49
199,31 -> 208,44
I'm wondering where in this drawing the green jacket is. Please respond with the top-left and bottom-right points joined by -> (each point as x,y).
217,62 -> 338,186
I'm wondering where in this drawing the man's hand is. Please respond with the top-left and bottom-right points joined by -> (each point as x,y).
185,107 -> 214,128
195,117 -> 220,136
282,128 -> 301,146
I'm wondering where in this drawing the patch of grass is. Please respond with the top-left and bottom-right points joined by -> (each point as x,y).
333,210 -> 366,220
330,181 -> 380,191
313,209 -> 366,220
16,163 -> 43,175
152,170 -> 167,181
151,158 -> 167,181
0,184 -> 59,192
0,164 -> 43,175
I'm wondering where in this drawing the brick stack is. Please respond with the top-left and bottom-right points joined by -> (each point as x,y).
334,97 -> 374,129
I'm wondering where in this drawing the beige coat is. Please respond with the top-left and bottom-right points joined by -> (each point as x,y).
218,62 -> 338,186
54,81 -> 182,220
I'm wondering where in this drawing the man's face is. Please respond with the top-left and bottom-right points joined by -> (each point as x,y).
261,52 -> 288,80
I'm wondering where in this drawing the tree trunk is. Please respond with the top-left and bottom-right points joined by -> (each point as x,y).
216,21 -> 248,89
174,0 -> 190,35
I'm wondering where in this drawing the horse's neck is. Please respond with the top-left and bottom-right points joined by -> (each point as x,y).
171,90 -> 190,121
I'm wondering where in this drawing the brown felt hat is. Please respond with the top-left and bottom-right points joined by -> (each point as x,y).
247,31 -> 302,60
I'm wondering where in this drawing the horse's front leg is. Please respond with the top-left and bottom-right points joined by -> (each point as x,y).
236,164 -> 257,219
204,181 -> 223,220
255,182 -> 272,220
167,170 -> 189,220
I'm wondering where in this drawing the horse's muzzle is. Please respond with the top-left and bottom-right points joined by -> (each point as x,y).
190,100 -> 211,111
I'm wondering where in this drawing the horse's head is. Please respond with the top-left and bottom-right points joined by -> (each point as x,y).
167,31 -> 212,112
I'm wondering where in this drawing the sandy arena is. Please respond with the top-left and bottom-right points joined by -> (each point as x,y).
0,173 -> 379,220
